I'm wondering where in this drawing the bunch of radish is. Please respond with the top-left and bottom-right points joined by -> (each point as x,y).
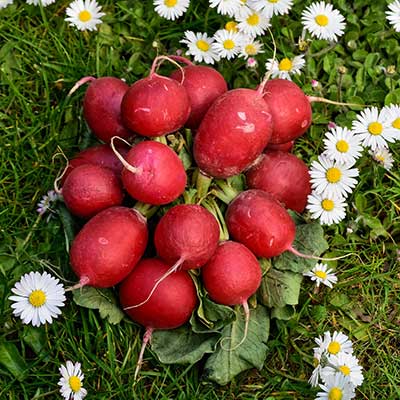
59,53 -> 336,381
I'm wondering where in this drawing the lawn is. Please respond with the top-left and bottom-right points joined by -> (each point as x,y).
0,1 -> 399,399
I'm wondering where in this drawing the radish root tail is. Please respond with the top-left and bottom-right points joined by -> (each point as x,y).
134,327 -> 154,381
288,246 -> 358,262
257,27 -> 277,96
149,55 -> 186,85
67,76 -> 96,97
65,276 -> 90,292
110,136 -> 141,175
307,96 -> 366,108
52,147 -> 70,195
167,54 -> 195,67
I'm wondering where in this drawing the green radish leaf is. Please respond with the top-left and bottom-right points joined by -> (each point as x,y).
203,305 -> 270,386
271,305 -> 297,320
22,326 -> 48,357
0,339 -> 28,381
56,203 -> 78,253
151,325 -> 219,365
73,287 -> 124,325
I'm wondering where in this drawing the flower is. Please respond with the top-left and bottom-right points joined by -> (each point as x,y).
386,0 -> 400,32
311,79 -> 320,88
328,121 -> 337,129
225,20 -> 239,32
65,0 -> 105,31
153,0 -> 190,21
265,55 -> 305,80
9,271 -> 66,327
322,126 -> 363,166
306,191 -> 347,225
301,1 -> 346,42
239,37 -> 264,59
309,154 -> 359,199
246,57 -> 258,68
316,374 -> 356,400
180,31 -> 220,64
303,263 -> 338,288
37,189 -> 59,216
321,352 -> 364,388
0,0 -> 14,9
58,361 -> 87,400
309,347 -> 324,387
369,148 -> 394,171
236,7 -> 270,37
248,0 -> 293,18
318,331 -> 354,356
26,0 -> 56,6
212,29 -> 244,60
381,103 -> 400,140
352,106 -> 397,150
209,0 -> 242,17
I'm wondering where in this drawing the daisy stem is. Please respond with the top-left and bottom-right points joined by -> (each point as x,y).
149,55 -> 186,84
110,136 -> 141,175
67,76 -> 96,97
307,96 -> 365,108
134,327 -> 154,381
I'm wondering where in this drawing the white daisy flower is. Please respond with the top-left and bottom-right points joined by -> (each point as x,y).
306,191 -> 347,226
386,0 -> 400,32
153,0 -> 190,21
318,331 -> 354,356
265,54 -> 305,80
9,271 -> 66,327
316,374 -> 356,400
212,29 -> 244,60
322,126 -> 363,166
381,103 -> 400,140
180,31 -> 220,64
303,263 -> 338,288
0,0 -> 14,9
301,1 -> 346,42
352,106 -> 397,150
209,0 -> 242,17
65,0 -> 105,31
236,7 -> 271,37
37,189 -> 60,216
26,0 -> 56,6
369,148 -> 394,171
58,361 -> 88,400
239,37 -> 264,59
309,154 -> 359,199
322,353 -> 364,388
225,20 -> 239,32
309,345 -> 326,387
248,0 -> 293,18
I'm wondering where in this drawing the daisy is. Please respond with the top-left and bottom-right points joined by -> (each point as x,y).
309,345 -> 326,387
265,54 -> 305,80
209,0 -> 242,17
0,0 -> 14,9
153,0 -> 190,21
386,0 -> 400,32
322,126 -> 363,166
246,57 -> 258,69
212,29 -> 244,60
180,31 -> 220,64
37,189 -> 60,215
369,148 -> 394,171
26,0 -> 56,6
352,106 -> 397,150
319,331 -> 353,356
58,361 -> 87,400
306,191 -> 347,226
316,374 -> 356,400
303,263 -> 338,288
301,1 -> 346,42
311,79 -> 320,88
322,353 -> 364,387
248,0 -> 293,18
9,271 -> 66,327
65,0 -> 105,31
309,154 -> 359,199
381,103 -> 400,140
225,20 -> 239,32
239,37 -> 264,59
236,7 -> 271,37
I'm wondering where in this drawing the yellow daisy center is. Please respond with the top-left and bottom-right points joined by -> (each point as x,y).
240,0 -> 247,3
392,117 -> 400,129
164,0 -> 177,7
328,387 -> 343,400
339,365 -> 351,376
247,13 -> 260,26
223,39 -> 235,50
375,154 -> 385,162
279,58 -> 293,71
328,341 -> 341,355
196,40 -> 210,52
225,21 -> 238,32
315,270 -> 328,279
28,290 -> 46,307
245,44 -> 257,55
368,122 -> 383,135
336,140 -> 349,153
78,10 -> 92,23
326,167 -> 342,183
268,0 -> 279,3
313,357 -> 320,367
321,199 -> 335,211
315,14 -> 329,26
69,376 -> 82,393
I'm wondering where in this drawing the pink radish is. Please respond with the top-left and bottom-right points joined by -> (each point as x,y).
69,206 -> 148,289
121,56 -> 191,137
246,150 -> 311,213
119,258 -> 197,380
193,88 -> 273,178
62,164 -> 124,218
265,140 -> 294,153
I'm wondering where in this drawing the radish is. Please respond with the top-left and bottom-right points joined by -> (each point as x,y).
169,56 -> 228,129
193,88 -> 273,178
111,138 -> 187,205
265,140 -> 294,153
121,56 -> 191,137
69,206 -> 148,289
246,150 -> 311,213
62,164 -> 124,218
119,257 -> 197,379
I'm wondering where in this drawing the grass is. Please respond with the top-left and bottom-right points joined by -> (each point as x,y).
1,0 -> 400,399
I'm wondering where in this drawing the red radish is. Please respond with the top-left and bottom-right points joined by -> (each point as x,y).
246,150 -> 311,213
119,258 -> 197,380
265,140 -> 294,153
114,139 -> 187,205
62,164 -> 124,218
169,57 -> 228,129
193,88 -> 273,178
121,56 -> 191,137
69,206 -> 148,289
